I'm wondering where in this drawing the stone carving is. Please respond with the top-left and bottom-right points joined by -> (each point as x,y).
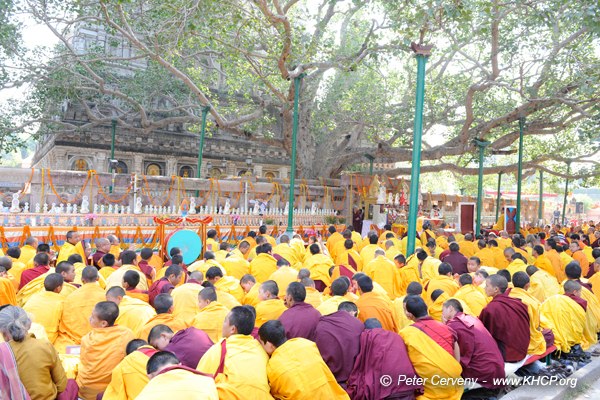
188,198 -> 197,214
9,194 -> 20,213
134,197 -> 143,214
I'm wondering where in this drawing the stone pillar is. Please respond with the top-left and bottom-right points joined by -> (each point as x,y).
253,165 -> 263,178
166,157 -> 177,176
94,152 -> 107,173
133,155 -> 143,175
279,166 -> 288,179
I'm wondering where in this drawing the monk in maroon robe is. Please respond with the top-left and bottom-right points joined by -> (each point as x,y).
347,319 -> 421,400
314,302 -> 364,386
443,299 -> 505,388
160,327 -> 213,368
480,274 -> 530,362
278,282 -> 321,340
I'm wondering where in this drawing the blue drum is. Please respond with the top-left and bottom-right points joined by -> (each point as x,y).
166,229 -> 202,265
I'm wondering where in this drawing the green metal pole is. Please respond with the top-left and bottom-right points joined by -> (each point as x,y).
286,74 -> 305,235
538,169 -> 543,223
407,46 -> 430,256
196,105 -> 210,197
109,119 -> 116,194
562,162 -> 571,225
495,172 -> 502,223
369,159 -> 374,175
515,117 -> 525,231
474,140 -> 490,235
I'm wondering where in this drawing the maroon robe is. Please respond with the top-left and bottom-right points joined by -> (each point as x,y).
565,293 -> 588,311
446,312 -> 505,388
19,265 -> 51,289
164,327 -> 213,368
347,328 -> 421,400
91,251 -> 106,269
314,311 -> 364,385
479,293 -> 530,362
575,278 -> 593,293
412,317 -> 456,355
278,302 -> 321,341
148,277 -> 175,306
137,260 -> 154,280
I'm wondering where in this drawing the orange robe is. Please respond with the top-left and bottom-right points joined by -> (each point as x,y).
77,325 -> 135,400
0,276 -> 16,306
55,283 -> 107,352
356,292 -> 398,332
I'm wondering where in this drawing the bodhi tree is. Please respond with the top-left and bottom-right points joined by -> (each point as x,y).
1,0 -> 599,182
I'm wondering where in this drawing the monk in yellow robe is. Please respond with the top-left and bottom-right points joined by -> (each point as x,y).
136,294 -> 187,341
336,240 -> 364,273
221,251 -> 250,280
19,237 -> 38,264
191,287 -> 230,342
200,266 -> 245,302
171,271 -> 204,325
249,244 -> 278,283
304,244 -> 335,284
457,234 -> 477,258
241,274 -> 260,307
273,235 -> 302,269
137,351 -> 218,400
317,278 -> 354,315
527,265 -> 560,303
258,225 -> 277,247
267,259 -> 299,298
488,240 -> 509,270
474,240 -> 495,268
384,240 -> 401,261
23,273 -> 65,343
326,226 -> 344,257
428,290 -> 473,321
355,275 -> 397,332
105,250 -> 149,291
56,230 -> 86,264
363,250 -> 400,299
5,248 -> 28,291
453,274 -> 488,316
588,257 -> 600,303
332,231 -> 355,263
0,258 -> 17,305
197,306 -> 272,399
504,248 -> 528,276
55,267 -> 107,352
103,339 -> 156,400
359,234 -> 381,267
258,320 -> 349,399
301,277 -> 324,308
204,229 -> 220,253
509,272 -> 546,355
106,286 -> 156,335
400,296 -> 463,400
188,254 -> 226,277
545,238 -> 565,281
540,291 -> 586,353
255,280 -> 287,327
532,245 -> 556,278
570,241 -> 590,277
77,301 -> 135,400
392,281 -> 422,332
425,263 -> 459,304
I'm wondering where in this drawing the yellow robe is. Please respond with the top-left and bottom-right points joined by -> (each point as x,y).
316,295 -> 350,316
116,296 -> 157,334
392,296 -> 413,332
491,247 -> 509,270
559,252 -> 574,269
396,258 -> 422,297
7,259 -> 27,291
474,248 -> 495,268
546,249 -> 565,282
580,287 -> 600,350
103,345 -> 154,400
400,323 -> 463,400
197,334 -> 272,399
135,367 -> 218,400
273,243 -> 302,269
457,241 -> 477,258
214,276 -> 245,303
136,313 -> 187,342
18,244 -> 37,265
304,287 -> 324,308
589,272 -> 600,303
242,283 -> 260,307
399,236 -> 425,257
534,254 -> 556,278
171,282 -> 202,326
428,292 -> 473,322
268,338 -> 349,399
540,295 -> 585,353
255,298 -> 287,327
249,253 -> 278,283
77,325 -> 135,400
509,287 -> 546,355
214,250 -> 229,263
420,257 -> 442,285
359,244 -> 381,267
56,241 -> 87,264
105,264 -> 149,291
110,245 -> 122,259
23,290 -> 64,343
363,256 -> 400,299
326,232 -> 344,259
205,238 -> 219,253
425,275 -> 459,304
336,249 -> 363,273
436,235 -> 449,251
215,289 -> 241,310
268,266 -> 299,298
333,240 -> 357,264
529,270 -> 560,303
453,284 -> 487,316
191,301 -> 230,343
385,246 -> 401,262
221,256 -> 250,280
506,259 -> 527,277
55,282 -> 107,352
187,259 -> 226,277
0,276 -> 16,306
303,253 -> 334,287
